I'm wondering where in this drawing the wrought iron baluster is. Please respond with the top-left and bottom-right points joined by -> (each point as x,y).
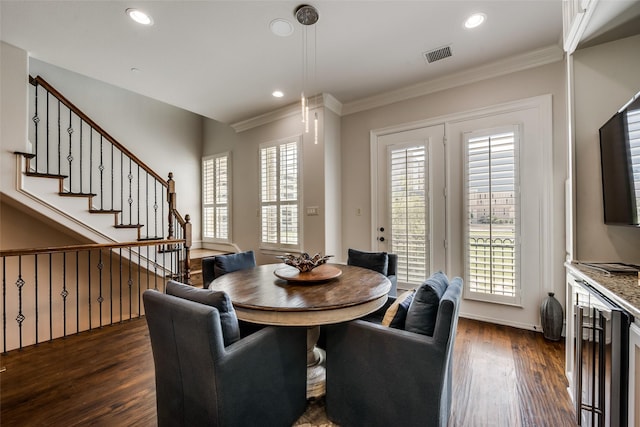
57,100 -> 61,177
146,245 -> 150,291
128,247 -> 133,320
137,249 -> 141,316
98,249 -> 104,328
87,250 -> 91,331
33,83 -> 39,171
146,174 -> 149,239
34,254 -> 38,346
111,144 -> 114,212
154,180 -> 158,238
46,91 -> 50,173
62,252 -> 67,338
128,157 -> 133,225
119,248 -> 123,322
79,119 -> 83,193
49,253 -> 52,341
2,257 -> 6,354
109,248 -> 113,325
121,152 -> 124,224
89,129 -> 93,201
16,256 -> 25,350
100,136 -> 104,210
68,109 -> 74,191
76,251 -> 79,333
137,165 -> 141,238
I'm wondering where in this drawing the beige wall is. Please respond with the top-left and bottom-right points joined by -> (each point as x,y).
573,34 -> 640,264
203,104 -> 339,265
341,60 -> 567,329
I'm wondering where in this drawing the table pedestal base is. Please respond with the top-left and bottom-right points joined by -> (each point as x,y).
306,326 -> 326,399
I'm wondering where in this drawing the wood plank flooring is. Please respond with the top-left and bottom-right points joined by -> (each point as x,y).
0,317 -> 576,426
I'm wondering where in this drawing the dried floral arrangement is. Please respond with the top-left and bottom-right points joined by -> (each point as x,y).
276,253 -> 334,272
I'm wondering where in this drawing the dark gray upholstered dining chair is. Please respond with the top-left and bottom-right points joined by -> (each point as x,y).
143,281 -> 307,427
325,272 -> 463,427
347,248 -> 398,296
202,250 -> 256,288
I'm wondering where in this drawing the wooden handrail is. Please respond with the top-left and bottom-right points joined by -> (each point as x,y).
29,75 -> 167,186
0,238 -> 185,258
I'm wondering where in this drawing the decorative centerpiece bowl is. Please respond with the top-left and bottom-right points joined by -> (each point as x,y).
276,253 -> 334,273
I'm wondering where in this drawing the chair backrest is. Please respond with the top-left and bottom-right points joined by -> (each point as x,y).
433,277 -> 462,346
143,290 -> 226,425
432,277 -> 463,427
347,248 -> 398,296
202,250 -> 256,287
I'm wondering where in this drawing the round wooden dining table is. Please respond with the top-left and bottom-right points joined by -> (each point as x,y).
209,263 -> 391,398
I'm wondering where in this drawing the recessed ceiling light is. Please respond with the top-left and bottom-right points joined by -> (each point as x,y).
270,19 -> 293,37
126,8 -> 153,26
464,13 -> 486,29
272,90 -> 284,98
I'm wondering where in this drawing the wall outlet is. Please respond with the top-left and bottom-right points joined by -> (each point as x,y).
356,208 -> 362,216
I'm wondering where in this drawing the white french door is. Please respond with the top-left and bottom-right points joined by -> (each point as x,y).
373,125 -> 446,289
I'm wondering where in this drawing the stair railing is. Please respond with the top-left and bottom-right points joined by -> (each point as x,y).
0,238 -> 185,353
27,75 -> 186,242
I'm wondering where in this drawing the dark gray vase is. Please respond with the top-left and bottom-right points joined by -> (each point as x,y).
540,292 -> 563,341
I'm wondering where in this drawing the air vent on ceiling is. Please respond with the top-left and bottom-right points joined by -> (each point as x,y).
423,45 -> 452,64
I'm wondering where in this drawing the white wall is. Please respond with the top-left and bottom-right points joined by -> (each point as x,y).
573,34 -> 640,264
341,60 -> 567,329
2,54 -> 203,246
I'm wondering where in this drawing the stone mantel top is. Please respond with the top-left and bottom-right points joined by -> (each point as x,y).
567,262 -> 640,320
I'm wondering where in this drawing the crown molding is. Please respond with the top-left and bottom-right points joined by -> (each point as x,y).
230,93 -> 343,133
341,44 -> 564,116
231,44 -> 563,130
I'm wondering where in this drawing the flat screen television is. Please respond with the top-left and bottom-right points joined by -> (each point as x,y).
599,91 -> 640,226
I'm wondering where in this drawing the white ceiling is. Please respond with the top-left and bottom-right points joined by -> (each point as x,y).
0,1 -> 569,124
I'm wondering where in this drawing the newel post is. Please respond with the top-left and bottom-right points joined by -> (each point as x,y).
184,214 -> 192,283
167,172 -> 176,240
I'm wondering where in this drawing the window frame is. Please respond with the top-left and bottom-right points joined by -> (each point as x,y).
259,136 -> 302,252
202,152 -> 232,244
463,125 -> 522,306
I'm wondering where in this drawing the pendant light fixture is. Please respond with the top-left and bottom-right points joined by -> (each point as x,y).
295,4 -> 319,144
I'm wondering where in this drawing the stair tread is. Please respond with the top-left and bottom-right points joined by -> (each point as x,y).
15,151 -> 36,159
27,172 -> 68,179
89,209 -> 121,214
114,224 -> 144,229
59,192 -> 97,197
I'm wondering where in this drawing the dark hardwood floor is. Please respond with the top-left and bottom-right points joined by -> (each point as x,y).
0,317 -> 576,426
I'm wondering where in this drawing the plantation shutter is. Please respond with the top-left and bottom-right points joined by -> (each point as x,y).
465,128 -> 519,301
260,139 -> 300,248
627,107 -> 640,221
389,144 -> 428,284
203,153 -> 229,241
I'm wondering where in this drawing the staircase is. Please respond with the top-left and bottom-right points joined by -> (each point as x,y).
0,75 -> 195,352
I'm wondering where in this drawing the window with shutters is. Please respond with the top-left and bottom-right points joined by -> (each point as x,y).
628,107 -> 640,221
389,144 -> 429,285
202,152 -> 230,242
464,126 -> 520,304
259,137 -> 301,250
